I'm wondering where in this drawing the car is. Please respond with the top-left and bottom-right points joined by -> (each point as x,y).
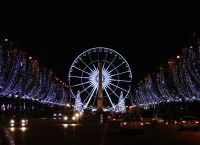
178,116 -> 200,131
62,113 -> 79,124
120,115 -> 144,133
140,112 -> 157,127
9,113 -> 28,127
107,113 -> 123,125
53,111 -> 62,119
156,114 -> 168,125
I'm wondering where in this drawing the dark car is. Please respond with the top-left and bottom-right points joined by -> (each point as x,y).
53,111 -> 62,119
140,112 -> 157,127
156,114 -> 168,125
9,113 -> 28,127
120,115 -> 144,133
178,116 -> 200,131
107,113 -> 123,125
62,113 -> 79,124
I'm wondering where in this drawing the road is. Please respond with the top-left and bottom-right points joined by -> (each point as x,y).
1,114 -> 200,145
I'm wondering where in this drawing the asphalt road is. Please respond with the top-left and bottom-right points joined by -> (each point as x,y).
1,114 -> 200,145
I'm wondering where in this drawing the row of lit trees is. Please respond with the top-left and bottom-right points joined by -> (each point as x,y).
0,38 -> 70,109
132,34 -> 200,108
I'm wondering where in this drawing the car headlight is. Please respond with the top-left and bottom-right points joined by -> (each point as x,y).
75,113 -> 79,118
10,119 -> 15,123
21,119 -> 25,123
64,116 -> 68,120
72,116 -> 76,120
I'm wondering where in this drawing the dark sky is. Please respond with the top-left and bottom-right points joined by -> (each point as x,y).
1,1 -> 200,87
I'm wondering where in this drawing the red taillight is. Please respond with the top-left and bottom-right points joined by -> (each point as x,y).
152,118 -> 157,121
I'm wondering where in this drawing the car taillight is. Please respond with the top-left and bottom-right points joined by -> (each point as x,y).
152,118 -> 157,121
182,120 -> 186,123
123,122 -> 127,126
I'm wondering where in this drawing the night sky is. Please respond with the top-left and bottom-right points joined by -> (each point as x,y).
1,1 -> 200,87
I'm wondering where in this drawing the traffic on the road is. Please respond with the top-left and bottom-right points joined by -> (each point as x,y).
1,109 -> 200,145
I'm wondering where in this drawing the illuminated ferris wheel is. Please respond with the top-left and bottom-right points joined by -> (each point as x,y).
68,47 -> 132,110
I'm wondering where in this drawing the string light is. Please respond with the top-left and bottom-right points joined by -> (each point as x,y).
0,39 -> 70,106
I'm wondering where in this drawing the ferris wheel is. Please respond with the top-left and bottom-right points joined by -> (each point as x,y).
68,47 -> 132,110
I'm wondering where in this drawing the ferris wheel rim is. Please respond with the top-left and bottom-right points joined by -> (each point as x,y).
68,47 -> 132,110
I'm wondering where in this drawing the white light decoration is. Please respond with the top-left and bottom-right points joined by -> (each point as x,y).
115,91 -> 126,113
68,47 -> 132,111
74,90 -> 84,112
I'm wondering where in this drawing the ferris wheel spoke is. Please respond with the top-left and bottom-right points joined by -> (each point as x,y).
109,82 -> 130,93
105,54 -> 117,71
108,61 -> 125,74
87,52 -> 97,70
110,78 -> 132,83
104,87 -> 116,109
106,85 -> 120,99
79,83 -> 94,95
72,66 -> 91,75
102,51 -> 108,68
70,81 -> 90,88
84,83 -> 98,109
70,76 -> 90,79
110,71 -> 131,77
82,82 -> 98,103
79,58 -> 94,72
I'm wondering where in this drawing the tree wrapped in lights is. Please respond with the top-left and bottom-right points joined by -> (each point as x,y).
171,46 -> 200,101
0,44 -> 5,92
133,74 -> 161,109
0,38 -> 70,107
115,91 -> 126,113
132,35 -> 200,107
74,90 -> 84,112
155,67 -> 175,102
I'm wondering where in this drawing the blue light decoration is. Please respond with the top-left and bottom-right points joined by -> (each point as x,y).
133,74 -> 161,109
171,46 -> 200,101
155,67 -> 175,102
3,34 -> 200,112
132,34 -> 200,108
0,38 -> 70,107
